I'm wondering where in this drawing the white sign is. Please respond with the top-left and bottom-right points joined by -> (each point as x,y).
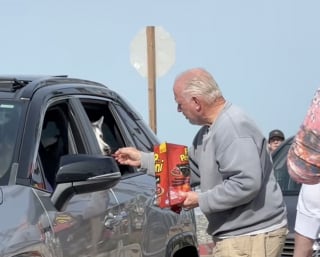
130,26 -> 176,78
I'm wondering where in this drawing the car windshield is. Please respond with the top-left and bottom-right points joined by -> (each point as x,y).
0,102 -> 21,181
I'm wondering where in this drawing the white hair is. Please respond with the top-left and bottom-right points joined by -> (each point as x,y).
179,68 -> 222,104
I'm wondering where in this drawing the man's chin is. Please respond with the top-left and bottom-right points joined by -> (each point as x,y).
184,116 -> 198,125
187,119 -> 198,125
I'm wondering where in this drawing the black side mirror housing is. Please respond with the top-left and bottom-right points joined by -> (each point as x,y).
52,154 -> 121,211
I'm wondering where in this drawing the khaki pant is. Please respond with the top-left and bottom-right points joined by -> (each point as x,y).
212,227 -> 288,257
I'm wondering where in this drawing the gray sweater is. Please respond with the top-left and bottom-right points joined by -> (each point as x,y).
141,101 -> 287,238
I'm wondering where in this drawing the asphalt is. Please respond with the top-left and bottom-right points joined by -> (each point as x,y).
195,208 -> 214,256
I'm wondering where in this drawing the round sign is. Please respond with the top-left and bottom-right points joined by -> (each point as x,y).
130,26 -> 176,78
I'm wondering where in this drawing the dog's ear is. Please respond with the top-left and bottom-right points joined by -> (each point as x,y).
97,116 -> 104,128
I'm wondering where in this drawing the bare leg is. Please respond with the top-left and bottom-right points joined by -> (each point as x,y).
293,232 -> 314,257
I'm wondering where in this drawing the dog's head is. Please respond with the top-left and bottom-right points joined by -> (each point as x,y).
91,116 -> 112,156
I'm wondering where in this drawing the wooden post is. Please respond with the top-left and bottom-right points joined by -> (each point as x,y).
146,26 -> 157,134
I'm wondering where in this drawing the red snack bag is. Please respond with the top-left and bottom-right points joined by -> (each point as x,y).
154,142 -> 191,211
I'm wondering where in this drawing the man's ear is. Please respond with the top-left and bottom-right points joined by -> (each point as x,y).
192,97 -> 201,111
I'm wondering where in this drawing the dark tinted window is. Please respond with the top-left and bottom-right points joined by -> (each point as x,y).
34,101 -> 83,191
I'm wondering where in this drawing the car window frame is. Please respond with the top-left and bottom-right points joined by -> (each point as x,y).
111,101 -> 159,152
31,98 -> 89,192
71,95 -> 143,177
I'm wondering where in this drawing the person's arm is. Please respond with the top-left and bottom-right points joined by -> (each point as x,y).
287,88 -> 320,185
140,151 -> 155,175
113,147 -> 155,175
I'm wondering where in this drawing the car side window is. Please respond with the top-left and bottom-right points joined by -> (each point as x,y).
79,99 -> 125,155
113,103 -> 158,152
78,98 -> 144,176
33,101 -> 84,191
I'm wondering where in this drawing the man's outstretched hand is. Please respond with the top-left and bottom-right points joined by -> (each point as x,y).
113,147 -> 142,167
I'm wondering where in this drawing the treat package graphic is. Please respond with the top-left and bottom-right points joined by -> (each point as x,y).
154,142 -> 191,212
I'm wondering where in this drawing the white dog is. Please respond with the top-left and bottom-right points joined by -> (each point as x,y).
91,116 -> 112,155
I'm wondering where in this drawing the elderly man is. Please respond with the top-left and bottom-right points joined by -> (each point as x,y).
114,68 -> 288,257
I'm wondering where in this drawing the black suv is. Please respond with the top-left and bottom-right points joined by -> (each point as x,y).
0,76 -> 199,257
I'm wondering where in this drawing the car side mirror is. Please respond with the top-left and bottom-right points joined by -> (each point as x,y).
51,154 -> 121,211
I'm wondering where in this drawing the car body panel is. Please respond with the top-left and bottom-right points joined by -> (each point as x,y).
0,186 -> 57,257
0,76 -> 199,257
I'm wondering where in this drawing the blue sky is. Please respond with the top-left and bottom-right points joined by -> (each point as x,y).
1,0 -> 319,146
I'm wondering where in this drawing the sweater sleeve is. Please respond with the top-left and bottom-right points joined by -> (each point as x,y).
140,152 -> 155,176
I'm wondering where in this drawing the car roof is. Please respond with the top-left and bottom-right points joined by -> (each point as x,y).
0,75 -> 112,99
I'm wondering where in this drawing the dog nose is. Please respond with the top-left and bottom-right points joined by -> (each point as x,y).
104,146 -> 111,154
